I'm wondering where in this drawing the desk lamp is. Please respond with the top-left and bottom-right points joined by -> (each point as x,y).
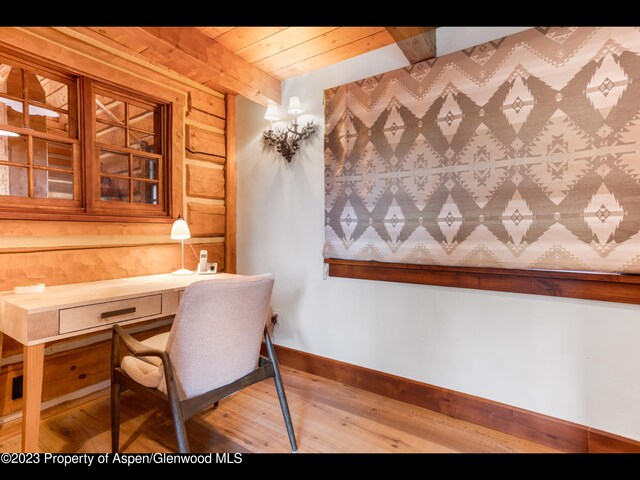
171,215 -> 192,275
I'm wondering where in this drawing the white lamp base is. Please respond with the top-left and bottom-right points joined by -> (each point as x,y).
171,269 -> 193,276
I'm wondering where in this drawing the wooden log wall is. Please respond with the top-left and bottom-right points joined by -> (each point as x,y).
184,90 -> 228,271
0,27 -> 236,422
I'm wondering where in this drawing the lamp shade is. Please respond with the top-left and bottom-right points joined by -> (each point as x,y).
287,96 -> 303,115
170,215 -> 191,240
264,103 -> 280,121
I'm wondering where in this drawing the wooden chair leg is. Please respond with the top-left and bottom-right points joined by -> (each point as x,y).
170,405 -> 190,453
273,369 -> 297,452
111,382 -> 121,453
265,330 -> 298,453
111,329 -> 121,454
164,359 -> 190,453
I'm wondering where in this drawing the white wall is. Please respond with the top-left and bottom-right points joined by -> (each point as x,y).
236,27 -> 640,440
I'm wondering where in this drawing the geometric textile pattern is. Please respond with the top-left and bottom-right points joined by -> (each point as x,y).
324,27 -> 640,273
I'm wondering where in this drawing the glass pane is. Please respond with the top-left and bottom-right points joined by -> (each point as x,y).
0,95 -> 24,128
133,180 -> 158,204
95,94 -> 125,124
34,169 -> 73,199
0,63 -> 22,97
129,131 -> 158,153
33,139 -> 73,170
0,165 -> 28,196
132,156 -> 158,180
0,165 -> 6,195
0,133 -> 28,164
100,176 -> 129,202
99,150 -> 129,176
44,111 -> 70,138
29,104 -> 48,133
25,71 -> 46,106
34,75 -> 68,110
129,104 -> 157,132
96,121 -> 126,147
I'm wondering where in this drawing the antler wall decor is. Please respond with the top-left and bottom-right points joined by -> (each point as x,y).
262,97 -> 315,162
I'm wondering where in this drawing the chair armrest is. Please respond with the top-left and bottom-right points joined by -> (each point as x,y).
112,325 -> 180,405
112,324 -> 168,362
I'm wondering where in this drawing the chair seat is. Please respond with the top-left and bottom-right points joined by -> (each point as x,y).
121,332 -> 170,394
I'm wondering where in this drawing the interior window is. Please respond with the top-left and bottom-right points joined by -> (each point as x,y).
0,48 -> 171,220
0,58 -> 77,203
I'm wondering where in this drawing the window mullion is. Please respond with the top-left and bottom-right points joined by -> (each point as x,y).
126,102 -> 133,204
27,134 -> 33,197
22,69 -> 28,130
124,101 -> 129,147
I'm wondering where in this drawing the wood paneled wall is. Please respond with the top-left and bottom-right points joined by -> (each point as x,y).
0,27 -> 235,421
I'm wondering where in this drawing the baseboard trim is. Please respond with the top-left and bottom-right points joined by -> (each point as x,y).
270,344 -> 640,453
588,428 -> 640,453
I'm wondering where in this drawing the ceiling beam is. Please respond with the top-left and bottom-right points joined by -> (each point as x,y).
65,27 -> 280,107
140,27 -> 281,106
386,27 -> 437,64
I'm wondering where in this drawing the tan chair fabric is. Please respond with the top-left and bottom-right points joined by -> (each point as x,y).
121,331 -> 169,392
121,274 -> 274,400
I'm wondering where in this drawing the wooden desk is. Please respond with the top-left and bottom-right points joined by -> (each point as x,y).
0,272 -> 234,452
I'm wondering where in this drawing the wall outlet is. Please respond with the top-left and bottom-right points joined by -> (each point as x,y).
12,375 -> 23,400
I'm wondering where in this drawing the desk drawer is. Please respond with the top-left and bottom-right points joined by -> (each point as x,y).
59,295 -> 162,334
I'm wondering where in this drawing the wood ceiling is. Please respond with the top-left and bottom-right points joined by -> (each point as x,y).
61,27 -> 434,106
196,27 -> 396,80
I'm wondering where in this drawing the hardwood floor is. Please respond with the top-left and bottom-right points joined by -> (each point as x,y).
0,366 -> 558,453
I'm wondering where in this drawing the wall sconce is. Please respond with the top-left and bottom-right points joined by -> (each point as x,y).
262,96 -> 314,163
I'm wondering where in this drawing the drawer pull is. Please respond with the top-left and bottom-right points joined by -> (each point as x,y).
100,307 -> 136,319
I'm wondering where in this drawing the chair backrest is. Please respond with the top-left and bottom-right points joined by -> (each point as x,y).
166,274 -> 274,400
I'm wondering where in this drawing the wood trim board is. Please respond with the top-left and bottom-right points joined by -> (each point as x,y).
268,344 -> 640,453
325,258 -> 640,305
224,94 -> 237,274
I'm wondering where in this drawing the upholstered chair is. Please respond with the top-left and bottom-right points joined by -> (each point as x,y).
110,274 -> 297,453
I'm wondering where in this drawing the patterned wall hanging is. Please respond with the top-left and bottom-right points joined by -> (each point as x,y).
324,27 -> 640,274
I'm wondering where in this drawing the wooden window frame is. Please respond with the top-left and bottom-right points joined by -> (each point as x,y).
0,47 -> 173,223
325,258 -> 640,305
0,51 -> 82,214
86,81 -> 170,219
